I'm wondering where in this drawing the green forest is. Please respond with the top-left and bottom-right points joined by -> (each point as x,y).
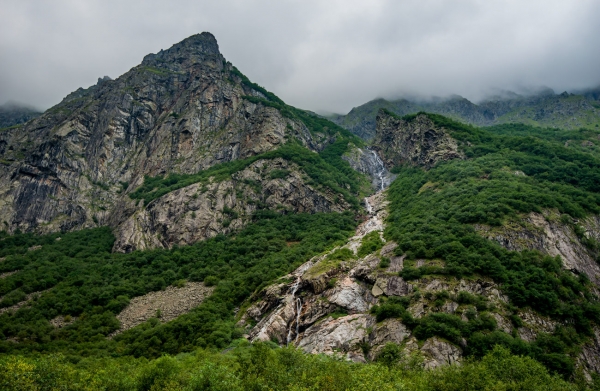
0,212 -> 356,357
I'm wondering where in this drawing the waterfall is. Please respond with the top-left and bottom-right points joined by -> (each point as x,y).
286,277 -> 303,345
364,197 -> 373,215
370,150 -> 387,191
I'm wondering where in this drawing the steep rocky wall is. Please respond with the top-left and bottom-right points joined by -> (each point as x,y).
0,33 -> 325,236
113,158 -> 350,252
372,110 -> 463,169
475,211 -> 600,288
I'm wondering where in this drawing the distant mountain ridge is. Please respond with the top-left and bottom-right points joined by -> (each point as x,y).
0,102 -> 41,130
332,87 -> 600,140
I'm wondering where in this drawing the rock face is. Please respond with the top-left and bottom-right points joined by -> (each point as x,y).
373,110 -> 463,169
342,146 -> 395,191
113,158 -> 349,252
476,211 -> 600,287
0,33 -> 337,248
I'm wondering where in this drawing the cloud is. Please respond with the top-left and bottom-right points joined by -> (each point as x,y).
0,0 -> 599,113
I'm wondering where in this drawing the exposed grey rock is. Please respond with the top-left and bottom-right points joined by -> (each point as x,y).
421,337 -> 462,369
342,145 -> 395,190
578,327 -> 600,380
113,158 -> 349,252
476,211 -> 600,287
491,313 -> 513,333
0,33 -> 332,246
374,275 -> 412,297
297,314 -> 374,362
368,318 -> 410,360
327,276 -> 370,312
373,110 -> 464,169
441,301 -> 459,314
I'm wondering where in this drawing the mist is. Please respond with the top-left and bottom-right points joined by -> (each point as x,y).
1,0 -> 599,114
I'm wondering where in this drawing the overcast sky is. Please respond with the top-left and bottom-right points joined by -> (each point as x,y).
1,0 -> 599,114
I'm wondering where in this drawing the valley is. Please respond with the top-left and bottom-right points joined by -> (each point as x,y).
0,32 -> 600,390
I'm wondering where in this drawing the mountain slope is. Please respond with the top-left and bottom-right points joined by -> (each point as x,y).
0,33 -> 367,251
241,110 -> 600,379
1,31 -> 600,387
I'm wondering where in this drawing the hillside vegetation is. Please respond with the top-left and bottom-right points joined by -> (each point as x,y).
0,212 -> 356,357
0,344 -> 587,391
381,112 -> 600,376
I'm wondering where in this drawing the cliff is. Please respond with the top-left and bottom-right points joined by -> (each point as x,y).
0,33 -> 353,251
372,110 -> 463,169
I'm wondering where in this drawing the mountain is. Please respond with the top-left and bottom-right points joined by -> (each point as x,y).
1,33 -> 600,389
0,102 -> 41,130
0,32 -> 367,252
332,88 -> 600,140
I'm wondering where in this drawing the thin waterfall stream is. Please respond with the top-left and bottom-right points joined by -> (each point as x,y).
369,149 -> 387,191
286,277 -> 303,345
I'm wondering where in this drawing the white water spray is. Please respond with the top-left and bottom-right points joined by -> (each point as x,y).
364,197 -> 373,215
370,150 -> 387,191
286,277 -> 303,345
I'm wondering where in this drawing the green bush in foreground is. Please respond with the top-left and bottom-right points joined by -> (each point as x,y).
0,344 -> 588,391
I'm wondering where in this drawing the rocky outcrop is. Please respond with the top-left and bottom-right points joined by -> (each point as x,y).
0,33 -> 329,239
579,327 -> 600,380
297,314 -> 374,362
475,211 -> 600,287
420,337 -> 462,369
113,158 -> 349,252
239,190 -> 488,364
373,110 -> 463,169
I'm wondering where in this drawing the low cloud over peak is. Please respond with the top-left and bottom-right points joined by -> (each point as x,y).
1,0 -> 598,114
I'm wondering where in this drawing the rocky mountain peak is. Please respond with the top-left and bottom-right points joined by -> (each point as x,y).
141,32 -> 222,72
0,32 -> 344,241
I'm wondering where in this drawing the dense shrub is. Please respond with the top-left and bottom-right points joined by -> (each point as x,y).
0,344 -> 580,391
